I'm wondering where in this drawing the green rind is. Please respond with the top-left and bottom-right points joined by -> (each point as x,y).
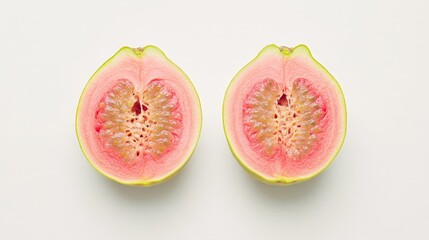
76,46 -> 202,187
222,44 -> 347,185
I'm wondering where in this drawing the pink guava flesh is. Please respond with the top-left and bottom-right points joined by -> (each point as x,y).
77,46 -> 201,185
224,45 -> 346,182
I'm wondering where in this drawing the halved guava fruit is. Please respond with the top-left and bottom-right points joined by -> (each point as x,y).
76,46 -> 202,186
223,44 -> 346,185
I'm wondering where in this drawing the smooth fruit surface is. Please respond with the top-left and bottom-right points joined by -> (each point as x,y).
76,46 -> 202,186
223,44 -> 346,185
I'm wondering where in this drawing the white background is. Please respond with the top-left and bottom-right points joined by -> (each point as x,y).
1,0 -> 428,239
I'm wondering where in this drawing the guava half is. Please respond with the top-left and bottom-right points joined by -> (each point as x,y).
223,44 -> 347,185
76,46 -> 202,186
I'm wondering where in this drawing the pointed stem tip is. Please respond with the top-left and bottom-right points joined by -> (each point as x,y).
280,46 -> 292,54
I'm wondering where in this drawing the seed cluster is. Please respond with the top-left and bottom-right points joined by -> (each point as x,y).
243,78 -> 326,159
95,79 -> 182,162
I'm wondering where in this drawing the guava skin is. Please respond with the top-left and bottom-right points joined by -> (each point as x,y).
76,46 -> 202,186
223,44 -> 347,185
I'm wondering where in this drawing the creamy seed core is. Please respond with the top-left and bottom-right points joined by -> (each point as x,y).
243,78 -> 326,159
95,79 -> 182,162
